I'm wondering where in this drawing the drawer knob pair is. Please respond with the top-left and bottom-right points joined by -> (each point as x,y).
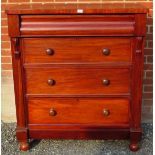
103,109 -> 110,116
102,79 -> 110,86
102,48 -> 110,56
46,48 -> 110,56
47,79 -> 55,86
49,108 -> 57,116
46,48 -> 54,55
47,79 -> 109,86
49,108 -> 110,117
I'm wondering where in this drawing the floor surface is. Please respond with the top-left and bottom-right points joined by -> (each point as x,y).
1,122 -> 153,155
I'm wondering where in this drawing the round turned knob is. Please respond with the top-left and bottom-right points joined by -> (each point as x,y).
102,79 -> 110,86
46,48 -> 54,55
47,79 -> 55,86
49,108 -> 57,116
103,109 -> 110,116
102,48 -> 110,56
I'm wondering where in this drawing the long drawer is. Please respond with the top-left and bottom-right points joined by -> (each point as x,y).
22,37 -> 132,63
20,15 -> 135,36
25,68 -> 130,95
28,98 -> 129,126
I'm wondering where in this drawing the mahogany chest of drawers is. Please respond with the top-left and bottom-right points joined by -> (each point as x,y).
6,3 -> 147,151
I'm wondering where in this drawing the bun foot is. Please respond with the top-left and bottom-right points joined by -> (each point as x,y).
129,143 -> 139,152
19,142 -> 29,151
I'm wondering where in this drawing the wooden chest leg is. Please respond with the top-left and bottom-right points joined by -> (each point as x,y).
19,141 -> 29,151
129,129 -> 142,151
16,127 -> 30,151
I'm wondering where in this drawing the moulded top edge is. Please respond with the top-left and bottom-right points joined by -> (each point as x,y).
5,3 -> 148,15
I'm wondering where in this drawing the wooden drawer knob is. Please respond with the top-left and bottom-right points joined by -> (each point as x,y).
102,79 -> 110,86
49,108 -> 57,116
102,48 -> 110,56
46,48 -> 54,55
47,79 -> 55,86
103,109 -> 110,116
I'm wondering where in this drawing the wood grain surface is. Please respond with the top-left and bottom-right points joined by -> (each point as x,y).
28,98 -> 129,125
23,37 -> 132,63
6,3 -> 147,151
20,15 -> 135,36
5,3 -> 147,15
25,68 -> 130,95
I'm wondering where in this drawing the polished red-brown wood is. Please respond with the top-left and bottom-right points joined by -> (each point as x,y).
11,38 -> 29,150
20,15 -> 135,36
25,68 -> 130,95
6,3 -> 147,151
29,128 -> 130,140
28,123 -> 130,130
28,98 -> 129,125
19,142 -> 29,151
23,37 -> 132,63
135,14 -> 147,36
8,15 -> 20,37
5,3 -> 147,15
6,4 -> 147,37
131,37 -> 144,129
129,37 -> 144,151
11,38 -> 27,133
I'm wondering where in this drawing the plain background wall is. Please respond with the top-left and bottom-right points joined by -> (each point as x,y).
1,0 -> 153,123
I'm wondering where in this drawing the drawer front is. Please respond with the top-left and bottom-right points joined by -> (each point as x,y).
28,98 -> 129,125
20,15 -> 135,36
25,68 -> 130,95
23,38 -> 132,63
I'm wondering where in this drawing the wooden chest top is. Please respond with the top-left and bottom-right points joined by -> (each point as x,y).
6,3 -> 147,14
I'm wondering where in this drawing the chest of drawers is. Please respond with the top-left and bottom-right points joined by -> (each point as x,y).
6,3 -> 147,151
